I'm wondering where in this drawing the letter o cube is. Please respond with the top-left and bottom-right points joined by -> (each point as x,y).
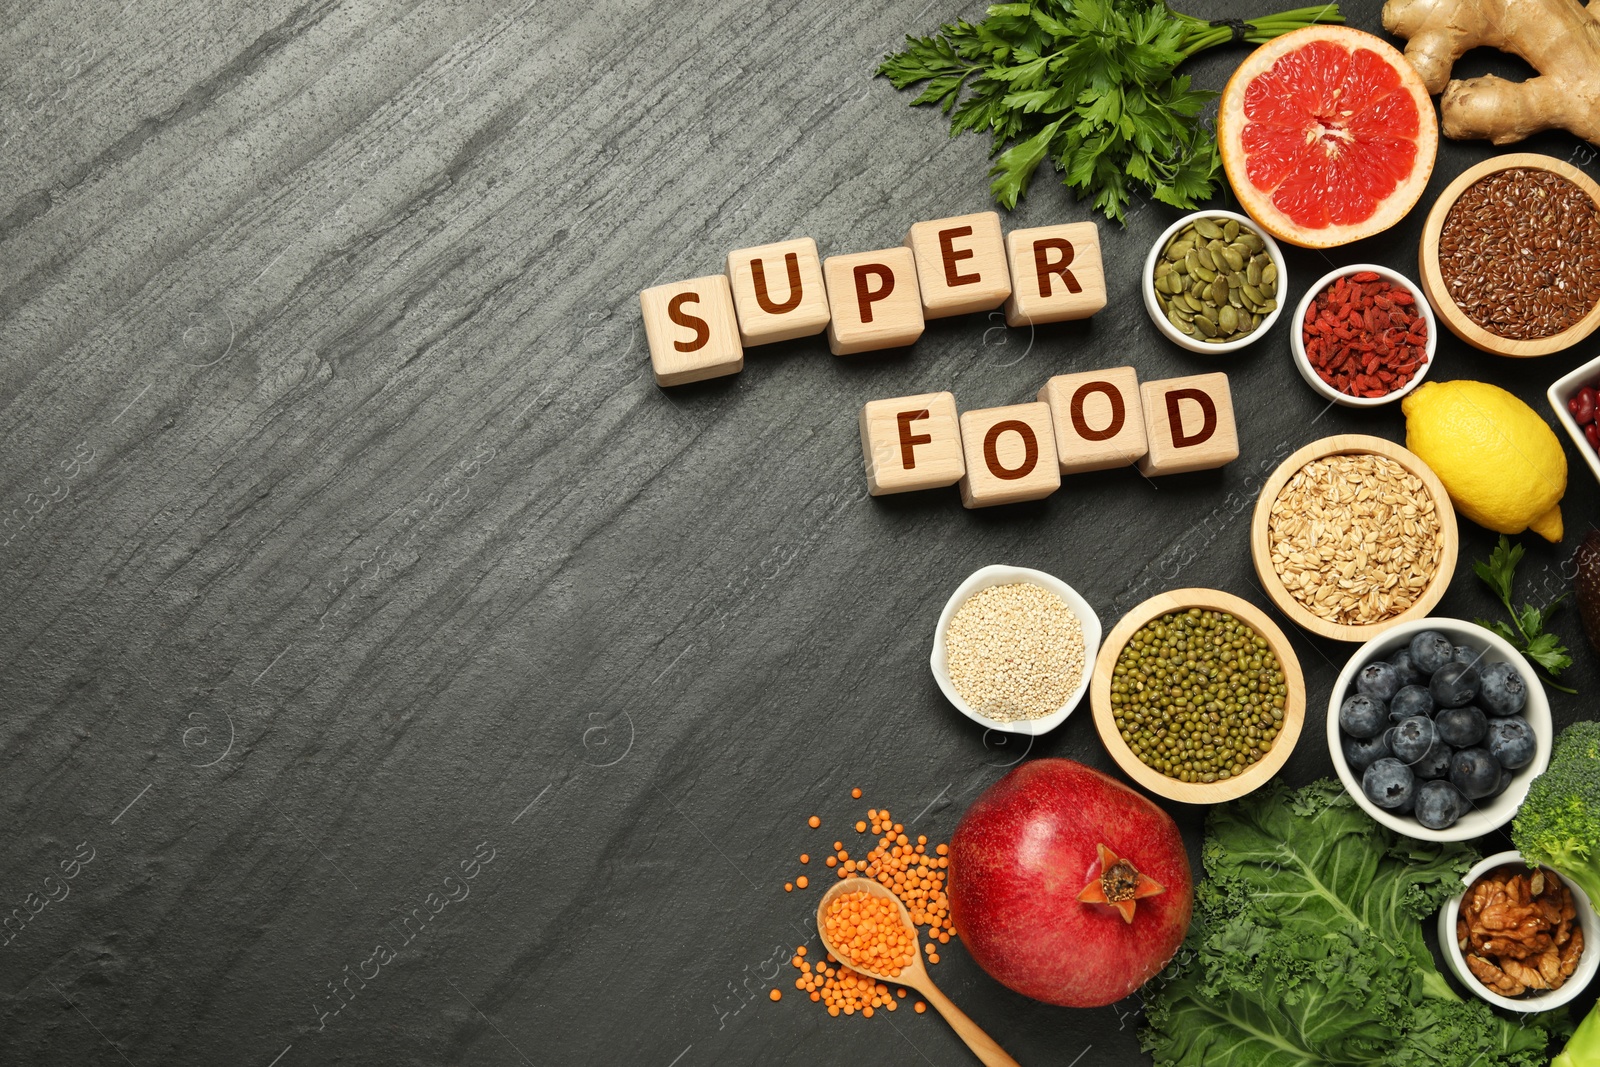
958,402 -> 1061,508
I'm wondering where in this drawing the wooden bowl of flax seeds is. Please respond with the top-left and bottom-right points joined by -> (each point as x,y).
1250,435 -> 1459,643
1419,153 -> 1600,357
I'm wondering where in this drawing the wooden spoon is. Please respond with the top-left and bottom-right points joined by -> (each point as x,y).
816,877 -> 1020,1067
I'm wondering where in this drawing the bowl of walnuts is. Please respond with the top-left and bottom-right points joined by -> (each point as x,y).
1437,850 -> 1598,1011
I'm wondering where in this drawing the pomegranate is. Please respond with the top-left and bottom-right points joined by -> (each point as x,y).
947,759 -> 1192,1007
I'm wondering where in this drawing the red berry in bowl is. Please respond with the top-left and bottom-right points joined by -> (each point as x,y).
1585,422 -> 1600,450
1574,387 -> 1598,425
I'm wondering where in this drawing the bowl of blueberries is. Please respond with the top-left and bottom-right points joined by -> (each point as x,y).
1327,618 -> 1552,841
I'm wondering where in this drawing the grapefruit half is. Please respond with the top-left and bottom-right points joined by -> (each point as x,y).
1218,26 -> 1437,249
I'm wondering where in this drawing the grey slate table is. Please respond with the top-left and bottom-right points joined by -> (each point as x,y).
3,0 -> 1598,1063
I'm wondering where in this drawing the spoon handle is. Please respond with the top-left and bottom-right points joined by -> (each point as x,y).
920,980 -> 1021,1067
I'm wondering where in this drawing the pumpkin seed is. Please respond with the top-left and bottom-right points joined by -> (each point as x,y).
1261,262 -> 1277,286
1153,217 -> 1275,342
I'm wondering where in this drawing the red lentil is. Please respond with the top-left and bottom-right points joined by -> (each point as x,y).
1302,272 -> 1427,399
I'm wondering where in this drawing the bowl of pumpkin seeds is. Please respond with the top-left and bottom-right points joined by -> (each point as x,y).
1142,210 -> 1286,353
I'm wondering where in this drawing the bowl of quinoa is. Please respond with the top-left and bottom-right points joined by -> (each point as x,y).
930,565 -> 1101,736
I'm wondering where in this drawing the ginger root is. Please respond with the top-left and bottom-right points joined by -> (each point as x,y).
1382,0 -> 1600,146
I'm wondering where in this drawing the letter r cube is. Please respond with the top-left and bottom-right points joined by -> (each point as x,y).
859,392 -> 964,496
1003,223 -> 1107,326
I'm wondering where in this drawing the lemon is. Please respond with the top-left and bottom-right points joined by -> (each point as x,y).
1401,380 -> 1566,542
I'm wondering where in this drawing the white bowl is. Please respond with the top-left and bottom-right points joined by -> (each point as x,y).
1327,618 -> 1551,842
1142,209 -> 1288,354
1546,350 -> 1600,487
1437,850 -> 1599,1012
930,565 -> 1102,737
1289,263 -> 1438,408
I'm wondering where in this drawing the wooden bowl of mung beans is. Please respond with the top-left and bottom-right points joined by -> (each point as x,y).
1089,587 -> 1305,805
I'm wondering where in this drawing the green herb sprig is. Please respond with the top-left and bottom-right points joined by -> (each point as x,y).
877,0 -> 1343,222
1473,535 -> 1576,694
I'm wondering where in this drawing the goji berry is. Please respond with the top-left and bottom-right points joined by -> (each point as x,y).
1302,274 -> 1428,399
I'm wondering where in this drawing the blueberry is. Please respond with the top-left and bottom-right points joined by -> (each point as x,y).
1410,630 -> 1455,675
1486,767 -> 1515,800
1453,645 -> 1484,667
1413,739 -> 1453,780
1429,662 -> 1481,708
1388,647 -> 1426,688
1364,758 -> 1416,811
1486,717 -> 1537,770
1339,694 -> 1388,739
1450,747 -> 1503,800
1357,661 -> 1404,702
1342,732 -> 1392,774
1415,780 -> 1468,830
1390,715 -> 1438,764
1389,685 -> 1435,722
1478,661 -> 1528,717
1435,705 -> 1488,748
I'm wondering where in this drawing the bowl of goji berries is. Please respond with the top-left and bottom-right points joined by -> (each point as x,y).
1292,265 -> 1437,407
1546,351 -> 1600,486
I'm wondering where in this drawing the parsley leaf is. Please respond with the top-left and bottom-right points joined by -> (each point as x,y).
1473,535 -> 1576,694
877,0 -> 1344,222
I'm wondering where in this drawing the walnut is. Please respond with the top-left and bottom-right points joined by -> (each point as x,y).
1460,865 -> 1584,997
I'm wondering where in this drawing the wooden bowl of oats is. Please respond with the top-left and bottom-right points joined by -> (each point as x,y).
1250,435 -> 1458,643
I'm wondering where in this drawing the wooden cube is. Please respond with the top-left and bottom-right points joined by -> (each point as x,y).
725,238 -> 831,346
823,247 -> 924,355
1037,367 -> 1148,474
1137,373 -> 1239,476
1003,223 -> 1107,327
640,275 -> 744,386
958,402 -> 1061,508
903,212 -> 1011,319
859,392 -> 964,496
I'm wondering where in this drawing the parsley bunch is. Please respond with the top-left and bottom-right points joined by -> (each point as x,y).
1474,535 -> 1577,694
878,0 -> 1343,222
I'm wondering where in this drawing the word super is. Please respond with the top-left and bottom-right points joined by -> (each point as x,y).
639,212 -> 1107,386
861,369 -> 1238,507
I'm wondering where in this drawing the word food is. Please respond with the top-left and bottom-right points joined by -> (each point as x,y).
860,370 -> 1237,507
638,212 -> 1107,386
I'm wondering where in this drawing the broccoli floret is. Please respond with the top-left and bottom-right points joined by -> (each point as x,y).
1511,720 -> 1600,910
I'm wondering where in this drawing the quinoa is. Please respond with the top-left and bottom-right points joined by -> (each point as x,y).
944,582 -> 1085,722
